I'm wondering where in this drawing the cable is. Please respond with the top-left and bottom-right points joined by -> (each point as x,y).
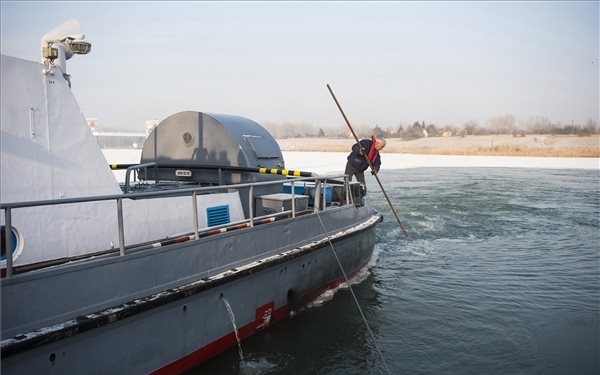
315,211 -> 392,375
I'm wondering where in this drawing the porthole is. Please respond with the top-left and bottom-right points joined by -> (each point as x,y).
1,225 -> 23,262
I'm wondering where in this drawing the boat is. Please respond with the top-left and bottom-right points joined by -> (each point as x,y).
0,20 -> 382,374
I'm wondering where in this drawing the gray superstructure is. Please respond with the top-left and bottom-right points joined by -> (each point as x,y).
1,20 -> 382,375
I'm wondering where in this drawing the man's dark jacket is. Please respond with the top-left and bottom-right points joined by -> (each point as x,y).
346,138 -> 381,172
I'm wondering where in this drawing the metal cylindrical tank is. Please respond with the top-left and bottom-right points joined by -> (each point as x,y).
140,111 -> 285,185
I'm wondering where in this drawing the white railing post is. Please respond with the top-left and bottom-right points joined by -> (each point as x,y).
117,198 -> 125,256
345,176 -> 350,205
291,180 -> 296,217
322,179 -> 327,210
313,179 -> 321,213
248,186 -> 254,227
192,192 -> 200,239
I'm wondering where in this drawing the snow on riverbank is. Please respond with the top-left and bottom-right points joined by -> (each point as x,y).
282,151 -> 599,175
102,149 -> 599,180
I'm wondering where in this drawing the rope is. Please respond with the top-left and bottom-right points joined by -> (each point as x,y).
315,211 -> 391,375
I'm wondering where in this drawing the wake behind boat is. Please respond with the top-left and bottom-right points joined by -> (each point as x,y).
0,20 -> 382,374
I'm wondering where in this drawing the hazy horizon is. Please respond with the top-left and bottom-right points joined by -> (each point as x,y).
2,1 -> 598,132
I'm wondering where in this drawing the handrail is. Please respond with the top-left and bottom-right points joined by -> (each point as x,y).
0,174 -> 346,210
124,162 -> 158,194
1,174 -> 350,277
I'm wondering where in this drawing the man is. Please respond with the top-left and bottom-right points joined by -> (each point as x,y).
345,136 -> 386,188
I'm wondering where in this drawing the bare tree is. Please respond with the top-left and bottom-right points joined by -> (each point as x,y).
526,116 -> 552,134
488,114 -> 516,135
426,124 -> 438,137
463,120 -> 480,135
262,121 -> 319,138
584,118 -> 599,135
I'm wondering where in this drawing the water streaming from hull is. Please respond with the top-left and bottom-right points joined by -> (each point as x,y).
220,295 -> 245,364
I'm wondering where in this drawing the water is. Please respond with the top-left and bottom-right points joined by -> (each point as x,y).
185,167 -> 600,374
221,295 -> 245,363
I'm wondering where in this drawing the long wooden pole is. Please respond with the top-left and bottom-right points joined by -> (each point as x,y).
326,84 -> 408,237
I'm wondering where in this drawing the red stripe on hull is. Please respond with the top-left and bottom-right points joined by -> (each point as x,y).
151,265 -> 367,375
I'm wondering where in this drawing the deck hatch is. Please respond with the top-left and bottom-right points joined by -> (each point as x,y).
206,205 -> 230,227
243,135 -> 280,159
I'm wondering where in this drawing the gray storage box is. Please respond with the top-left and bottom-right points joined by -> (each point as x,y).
256,193 -> 309,215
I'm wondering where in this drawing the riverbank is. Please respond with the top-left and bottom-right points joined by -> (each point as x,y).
276,134 -> 600,157
102,149 -> 599,182
281,152 -> 599,174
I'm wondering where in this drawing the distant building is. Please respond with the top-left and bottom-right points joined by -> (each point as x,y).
86,117 -> 148,149
145,119 -> 159,134
441,129 -> 453,137
87,118 -> 99,133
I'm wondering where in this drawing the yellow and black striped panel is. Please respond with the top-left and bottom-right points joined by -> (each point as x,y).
258,168 -> 309,177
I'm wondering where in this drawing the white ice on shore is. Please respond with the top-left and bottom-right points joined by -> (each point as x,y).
102,149 -> 599,181
282,151 -> 599,175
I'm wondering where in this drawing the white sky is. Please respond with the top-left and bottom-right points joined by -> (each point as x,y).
1,1 -> 598,132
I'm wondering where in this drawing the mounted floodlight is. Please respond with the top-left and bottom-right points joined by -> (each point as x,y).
40,19 -> 91,87
67,39 -> 92,55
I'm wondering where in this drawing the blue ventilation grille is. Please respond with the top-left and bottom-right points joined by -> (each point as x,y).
206,205 -> 230,227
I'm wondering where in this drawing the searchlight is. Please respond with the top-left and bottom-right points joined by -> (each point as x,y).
41,19 -> 91,87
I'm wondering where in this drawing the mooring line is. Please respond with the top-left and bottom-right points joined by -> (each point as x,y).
315,211 -> 391,375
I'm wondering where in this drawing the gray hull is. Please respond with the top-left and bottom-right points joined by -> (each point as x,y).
1,205 -> 381,374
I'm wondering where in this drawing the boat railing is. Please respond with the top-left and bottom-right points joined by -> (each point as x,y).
1,173 -> 353,277
123,162 -> 158,194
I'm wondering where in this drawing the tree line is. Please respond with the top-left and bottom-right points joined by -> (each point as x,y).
265,115 -> 599,139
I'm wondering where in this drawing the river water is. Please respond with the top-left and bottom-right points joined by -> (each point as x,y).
101,150 -> 598,374
185,166 -> 599,375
